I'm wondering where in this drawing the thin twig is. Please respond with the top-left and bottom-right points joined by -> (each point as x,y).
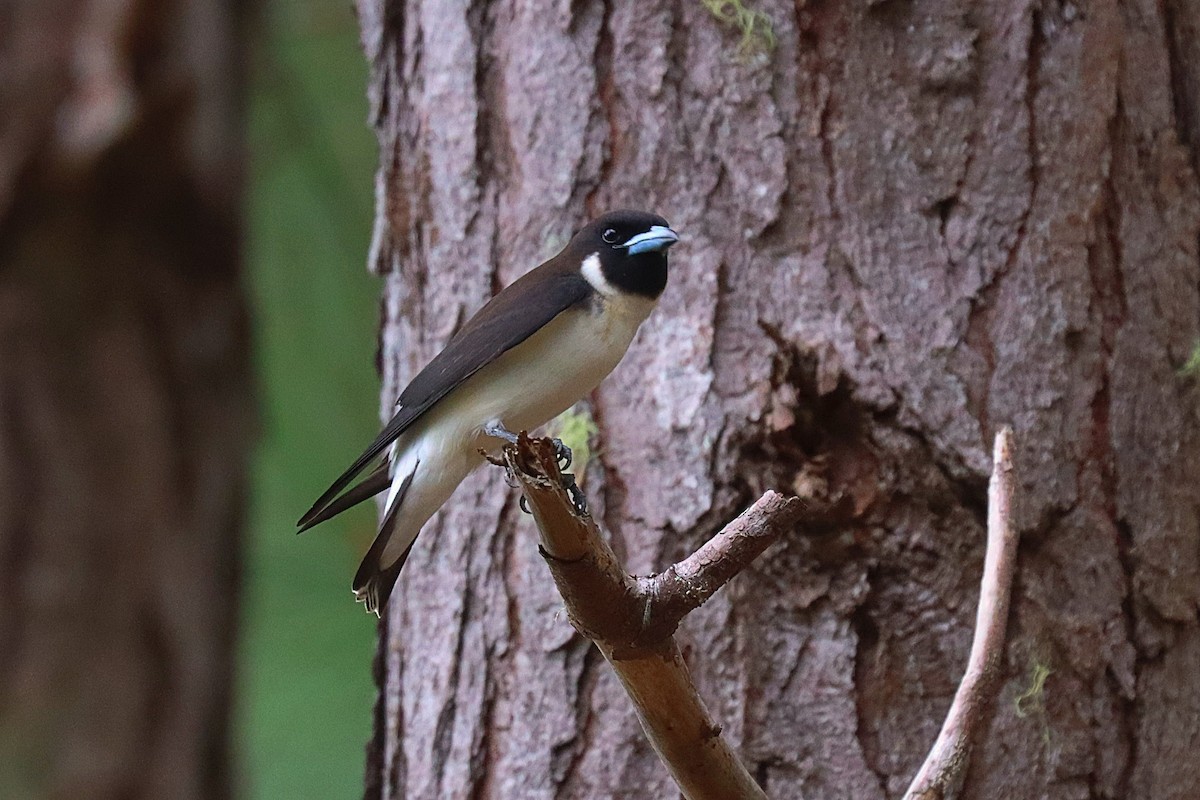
904,427 -> 1020,800
635,492 -> 799,646
501,433 -> 801,800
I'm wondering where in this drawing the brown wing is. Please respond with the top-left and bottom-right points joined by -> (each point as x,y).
297,266 -> 590,529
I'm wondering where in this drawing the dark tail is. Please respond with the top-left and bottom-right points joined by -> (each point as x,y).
352,467 -> 417,616
296,406 -> 419,530
298,463 -> 390,532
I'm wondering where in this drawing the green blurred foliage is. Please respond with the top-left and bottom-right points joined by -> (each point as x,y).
240,2 -> 381,797
1183,341 -> 1200,377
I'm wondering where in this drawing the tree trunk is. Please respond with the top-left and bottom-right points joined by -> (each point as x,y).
357,0 -> 1200,797
0,3 -> 251,799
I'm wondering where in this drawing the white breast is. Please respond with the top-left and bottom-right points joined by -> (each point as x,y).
447,289 -> 654,448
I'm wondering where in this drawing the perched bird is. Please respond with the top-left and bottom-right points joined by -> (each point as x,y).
298,210 -> 680,615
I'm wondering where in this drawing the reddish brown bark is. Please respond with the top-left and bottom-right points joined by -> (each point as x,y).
0,2 -> 251,799
357,0 -> 1200,797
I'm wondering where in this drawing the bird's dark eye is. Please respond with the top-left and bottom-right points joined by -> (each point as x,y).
602,228 -> 618,244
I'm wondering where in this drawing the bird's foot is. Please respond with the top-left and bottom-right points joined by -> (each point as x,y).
516,477 -> 586,515
483,419 -> 520,446
561,473 -> 589,516
550,438 -> 573,471
501,468 -> 522,489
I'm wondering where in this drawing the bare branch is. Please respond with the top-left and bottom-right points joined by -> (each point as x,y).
635,491 -> 803,645
501,433 -> 802,800
904,427 -> 1020,800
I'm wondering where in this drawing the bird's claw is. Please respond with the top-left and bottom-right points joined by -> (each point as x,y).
519,494 -> 532,515
502,468 -> 521,489
561,473 -> 589,516
551,438 -> 572,471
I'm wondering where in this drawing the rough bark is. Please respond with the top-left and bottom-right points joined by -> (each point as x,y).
0,2 -> 252,799
358,0 -> 1200,798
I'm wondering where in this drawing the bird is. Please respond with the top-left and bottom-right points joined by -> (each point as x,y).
297,209 -> 680,615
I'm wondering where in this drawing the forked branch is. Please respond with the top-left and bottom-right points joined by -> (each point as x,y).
500,426 -> 1020,800
500,433 -> 801,800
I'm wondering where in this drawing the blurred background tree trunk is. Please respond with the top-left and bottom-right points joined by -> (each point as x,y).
358,0 -> 1200,798
0,2 -> 252,799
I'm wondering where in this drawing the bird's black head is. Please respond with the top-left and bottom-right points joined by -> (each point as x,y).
569,209 -> 678,300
